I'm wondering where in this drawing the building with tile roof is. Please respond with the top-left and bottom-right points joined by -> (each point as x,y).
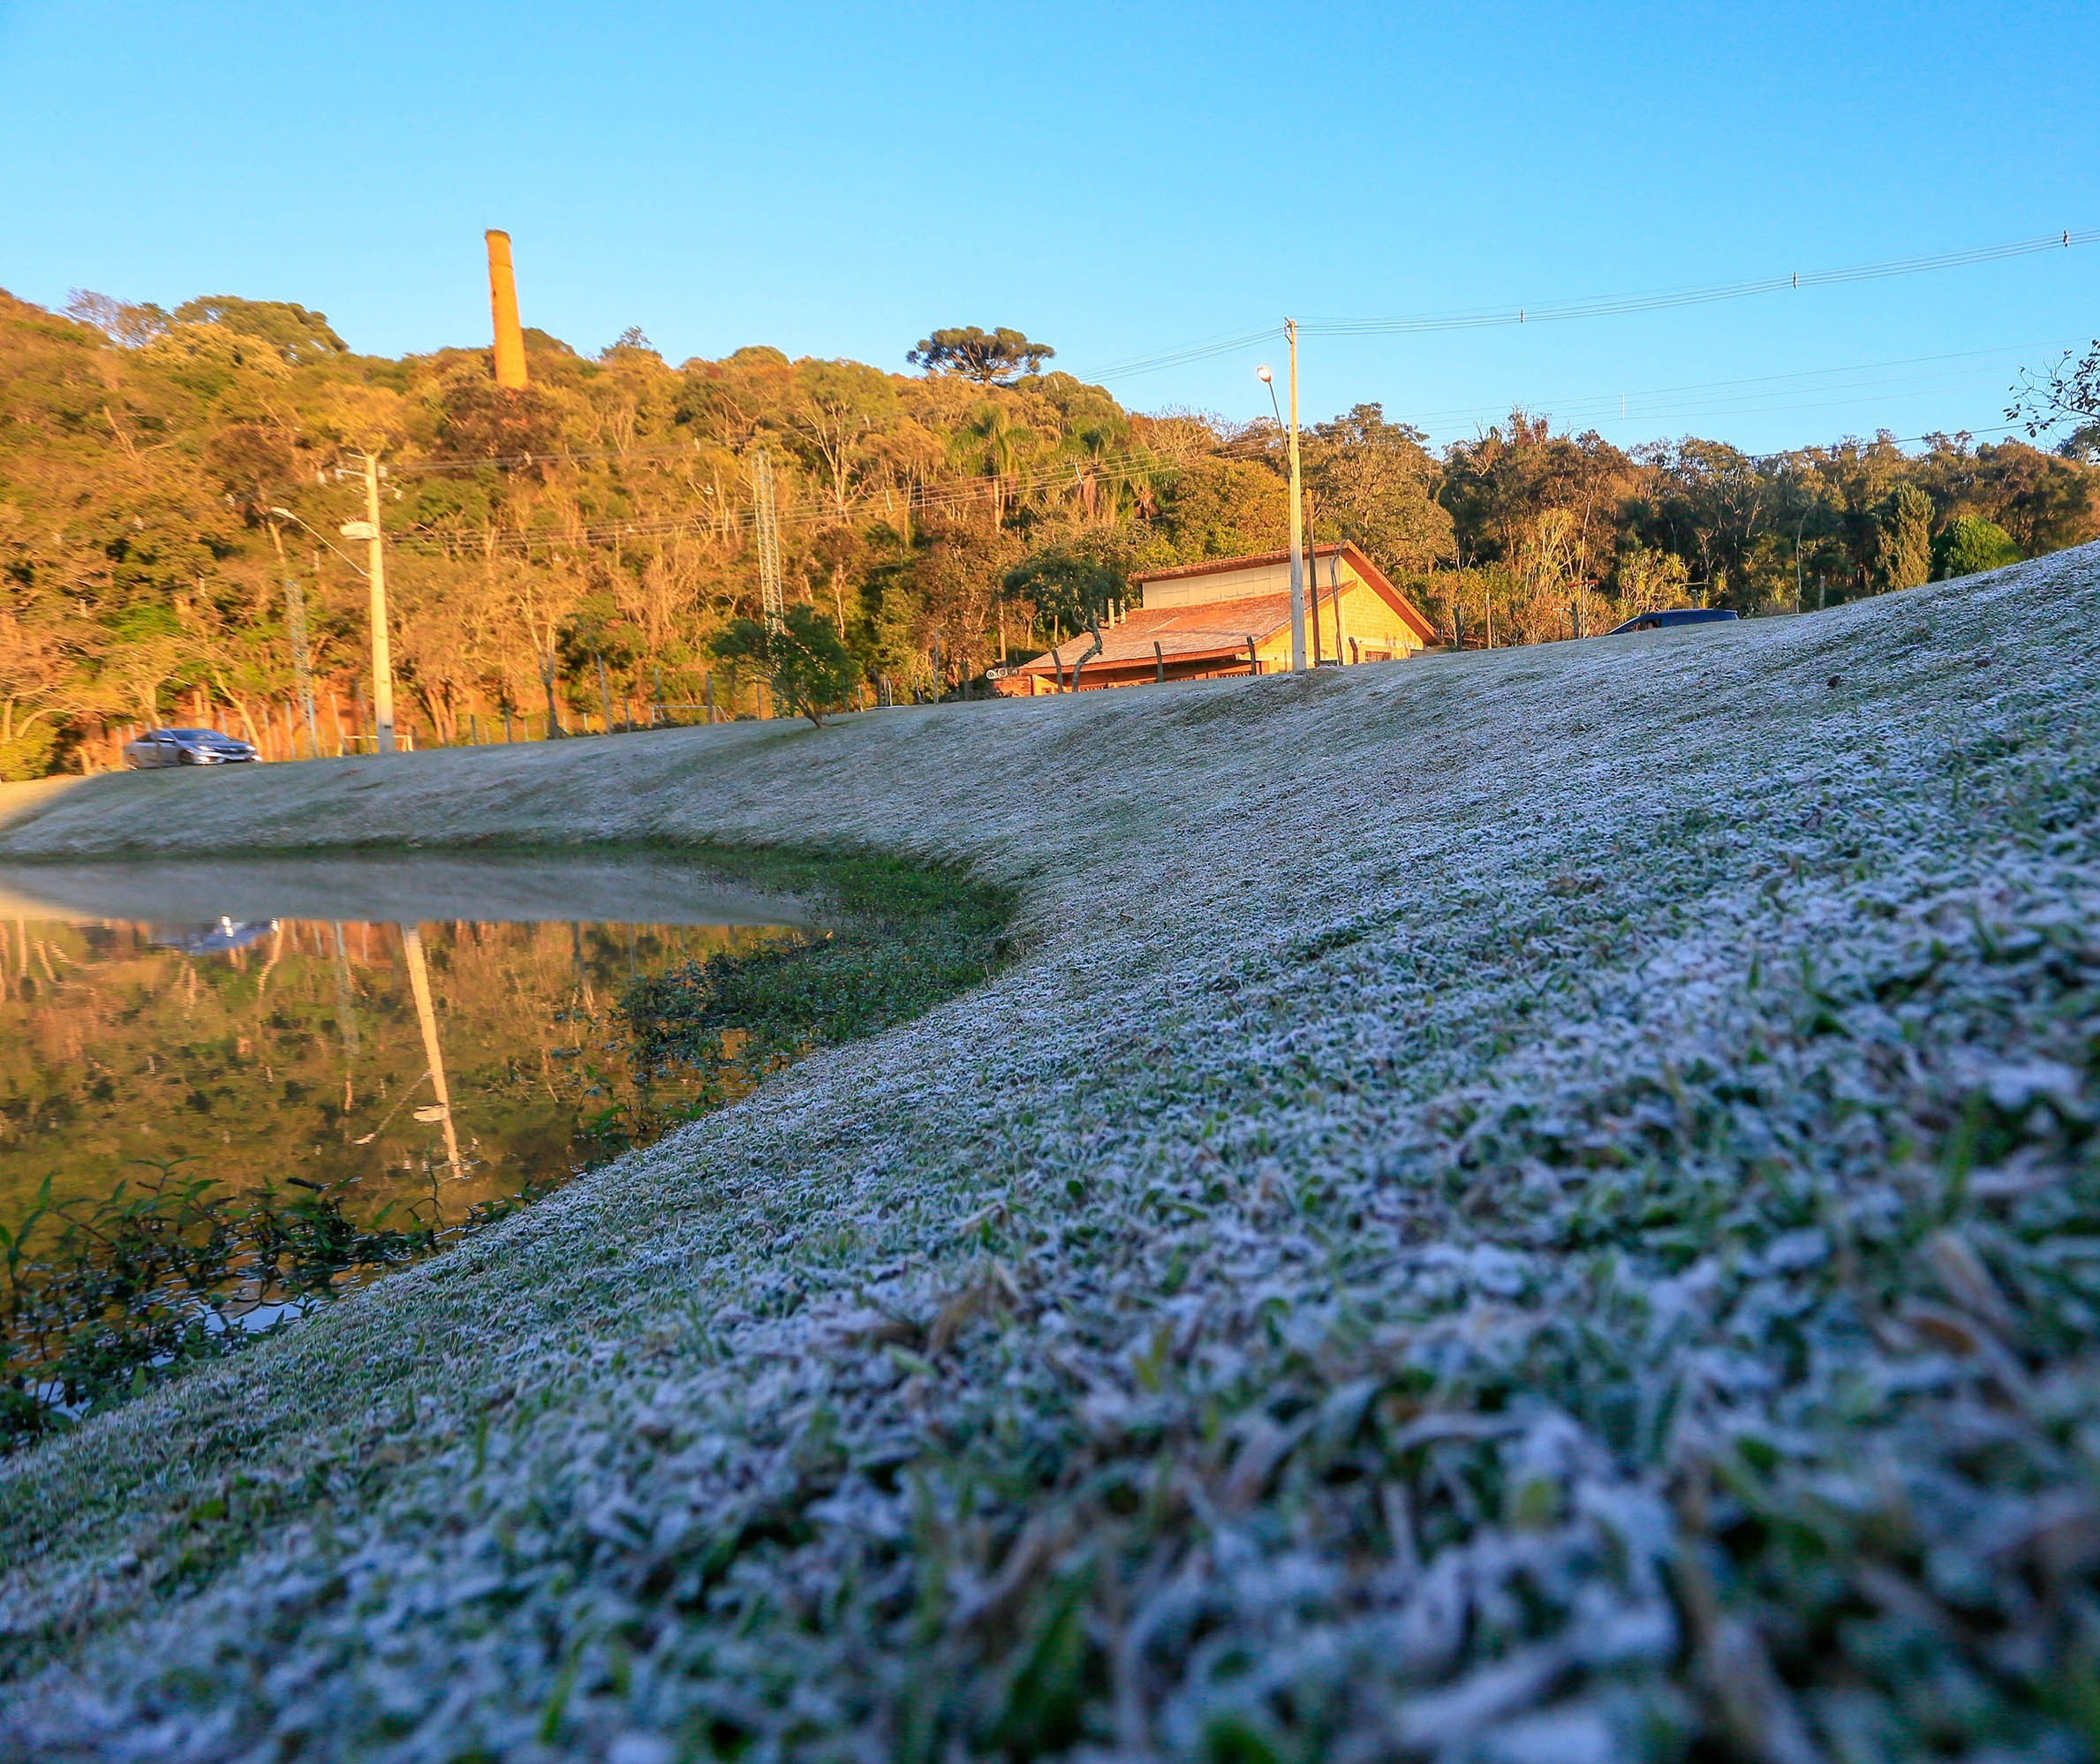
998,543 -> 1437,694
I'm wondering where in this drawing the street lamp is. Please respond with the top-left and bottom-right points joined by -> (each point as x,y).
342,474 -> 396,754
1258,339 -> 1308,672
270,482 -> 394,755
268,507 -> 367,577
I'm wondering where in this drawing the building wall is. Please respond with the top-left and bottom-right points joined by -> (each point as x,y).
1141,557 -> 1320,609
1326,582 -> 1428,660
998,580 -> 1424,695
1141,562 -> 1425,660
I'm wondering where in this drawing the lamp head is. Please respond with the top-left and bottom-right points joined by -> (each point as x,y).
268,507 -> 294,520
1256,365 -> 1273,383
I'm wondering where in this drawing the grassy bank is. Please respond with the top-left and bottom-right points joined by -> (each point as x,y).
2,549 -> 2098,1761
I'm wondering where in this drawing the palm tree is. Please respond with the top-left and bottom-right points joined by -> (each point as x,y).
950,402 -> 1043,527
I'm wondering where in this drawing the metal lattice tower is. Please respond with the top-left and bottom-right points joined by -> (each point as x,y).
750,448 -> 785,630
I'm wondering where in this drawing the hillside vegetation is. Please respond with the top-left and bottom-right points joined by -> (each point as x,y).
1,548 -> 2096,1760
4,287 -> 2096,777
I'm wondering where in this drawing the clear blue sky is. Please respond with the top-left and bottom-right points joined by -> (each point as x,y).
4,0 -> 2095,452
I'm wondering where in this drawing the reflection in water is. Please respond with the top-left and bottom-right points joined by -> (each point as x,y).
0,913 -> 793,1233
399,923 -> 461,1174
0,879 -> 809,1442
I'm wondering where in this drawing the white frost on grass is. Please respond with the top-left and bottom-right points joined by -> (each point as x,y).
3,548 -> 2100,1760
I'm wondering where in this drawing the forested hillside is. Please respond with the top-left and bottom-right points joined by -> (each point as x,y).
2,287 -> 2095,777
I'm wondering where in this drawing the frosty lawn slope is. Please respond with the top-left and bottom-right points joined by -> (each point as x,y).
4,549 -> 2099,1761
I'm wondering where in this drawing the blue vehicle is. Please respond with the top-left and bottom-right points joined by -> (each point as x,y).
1605,607 -> 1741,636
123,727 -> 259,768
148,917 -> 278,955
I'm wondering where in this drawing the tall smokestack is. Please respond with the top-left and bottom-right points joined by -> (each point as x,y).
486,229 -> 528,390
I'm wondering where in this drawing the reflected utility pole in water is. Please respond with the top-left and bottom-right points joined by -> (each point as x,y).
330,919 -> 361,1079
399,924 -> 462,1175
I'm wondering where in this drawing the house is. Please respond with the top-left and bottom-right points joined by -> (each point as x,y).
998,543 -> 1438,695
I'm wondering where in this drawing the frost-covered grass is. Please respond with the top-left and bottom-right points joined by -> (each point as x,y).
3,550 -> 2099,1761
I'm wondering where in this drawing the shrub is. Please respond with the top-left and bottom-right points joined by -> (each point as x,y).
1932,515 -> 2022,579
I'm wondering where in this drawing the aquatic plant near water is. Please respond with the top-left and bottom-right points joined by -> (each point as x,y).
0,1162 -> 430,1444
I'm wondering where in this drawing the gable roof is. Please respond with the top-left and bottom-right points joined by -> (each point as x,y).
1016,592 -> 1292,675
1132,542 -> 1438,644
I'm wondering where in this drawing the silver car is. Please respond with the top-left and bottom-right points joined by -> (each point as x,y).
123,727 -> 260,768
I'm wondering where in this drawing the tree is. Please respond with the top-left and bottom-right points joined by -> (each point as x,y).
709,605 -> 860,726
0,592 -> 76,780
1444,412 -> 1636,586
169,297 -> 347,364
1304,404 -> 1454,577
789,359 -> 901,519
94,604 -> 193,727
950,401 -> 1046,525
1932,516 -> 2021,579
907,327 -> 1054,385
202,423 -> 300,516
2009,340 -> 2100,447
1003,547 -> 1122,688
1614,540 -> 1692,614
434,367 -> 564,463
7,275 -> 2100,780
64,290 -> 169,346
306,383 -> 414,460
1873,483 -> 1934,592
1157,458 -> 1288,561
557,592 -> 643,729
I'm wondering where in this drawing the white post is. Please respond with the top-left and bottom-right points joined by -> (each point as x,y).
1286,319 -> 1307,673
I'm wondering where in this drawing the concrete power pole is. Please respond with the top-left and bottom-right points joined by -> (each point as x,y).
1285,319 -> 1307,672
751,448 -> 785,631
342,454 -> 397,753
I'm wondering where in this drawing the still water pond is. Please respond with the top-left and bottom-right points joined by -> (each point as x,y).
0,855 -> 805,1436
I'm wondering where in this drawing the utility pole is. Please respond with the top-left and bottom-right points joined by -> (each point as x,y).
341,454 -> 396,753
1286,319 -> 1307,672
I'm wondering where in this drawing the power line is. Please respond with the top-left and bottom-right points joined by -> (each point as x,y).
1076,226 -> 2096,381
350,230 -> 2095,486
375,404 -> 2063,564
1303,230 -> 2096,335
1403,336 -> 2085,435
1739,420 -> 2031,466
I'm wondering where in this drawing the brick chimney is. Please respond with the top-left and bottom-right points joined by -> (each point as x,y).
486,230 -> 528,389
